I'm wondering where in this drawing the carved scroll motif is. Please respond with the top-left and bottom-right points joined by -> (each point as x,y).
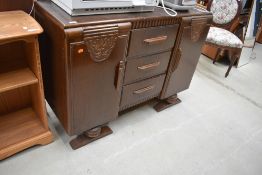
191,18 -> 208,42
83,25 -> 119,62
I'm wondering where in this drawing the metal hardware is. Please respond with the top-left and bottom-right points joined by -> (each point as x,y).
137,61 -> 160,70
116,61 -> 125,91
144,36 -> 168,45
133,85 -> 155,94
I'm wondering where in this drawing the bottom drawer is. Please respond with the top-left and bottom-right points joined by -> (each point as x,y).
120,74 -> 166,110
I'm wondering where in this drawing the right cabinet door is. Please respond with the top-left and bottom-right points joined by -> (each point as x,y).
161,16 -> 212,99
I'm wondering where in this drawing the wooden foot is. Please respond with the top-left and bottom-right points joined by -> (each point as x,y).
154,95 -> 182,112
70,126 -> 113,150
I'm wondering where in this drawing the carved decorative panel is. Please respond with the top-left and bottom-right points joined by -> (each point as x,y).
132,17 -> 181,29
83,25 -> 119,62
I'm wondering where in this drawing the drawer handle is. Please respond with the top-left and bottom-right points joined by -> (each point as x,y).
115,61 -> 125,91
137,61 -> 160,70
133,85 -> 155,94
144,36 -> 168,45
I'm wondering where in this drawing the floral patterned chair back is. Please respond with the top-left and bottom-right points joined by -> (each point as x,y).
208,0 -> 242,27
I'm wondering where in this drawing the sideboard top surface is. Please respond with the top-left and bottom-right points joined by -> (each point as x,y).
35,0 -> 211,29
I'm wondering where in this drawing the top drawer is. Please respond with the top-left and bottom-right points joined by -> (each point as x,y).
127,24 -> 179,58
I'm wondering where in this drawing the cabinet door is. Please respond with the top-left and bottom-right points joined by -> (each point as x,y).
161,16 -> 212,99
68,23 -> 130,135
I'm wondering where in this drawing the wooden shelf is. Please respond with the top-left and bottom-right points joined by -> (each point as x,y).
0,108 -> 47,150
0,11 -> 53,160
0,68 -> 38,93
0,11 -> 43,44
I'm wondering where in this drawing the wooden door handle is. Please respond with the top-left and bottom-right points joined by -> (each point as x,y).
144,36 -> 168,45
171,48 -> 182,72
137,61 -> 160,70
133,85 -> 155,94
115,61 -> 125,91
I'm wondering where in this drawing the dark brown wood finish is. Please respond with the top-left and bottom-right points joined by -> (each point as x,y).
154,94 -> 182,112
35,0 -> 211,149
160,16 -> 212,99
68,23 -> 131,135
0,0 -> 33,13
128,24 -> 179,58
70,126 -> 113,150
120,75 -> 166,110
124,52 -> 171,85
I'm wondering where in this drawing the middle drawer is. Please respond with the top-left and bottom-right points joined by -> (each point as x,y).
124,52 -> 171,85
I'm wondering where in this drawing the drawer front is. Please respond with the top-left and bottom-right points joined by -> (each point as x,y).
128,24 -> 179,58
120,75 -> 166,109
124,52 -> 171,85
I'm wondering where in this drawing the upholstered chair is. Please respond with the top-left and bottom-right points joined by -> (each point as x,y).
206,0 -> 243,77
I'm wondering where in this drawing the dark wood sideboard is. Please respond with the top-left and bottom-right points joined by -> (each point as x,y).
35,0 -> 212,149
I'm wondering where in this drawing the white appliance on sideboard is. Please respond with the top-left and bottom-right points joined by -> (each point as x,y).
162,0 -> 197,10
51,0 -> 159,16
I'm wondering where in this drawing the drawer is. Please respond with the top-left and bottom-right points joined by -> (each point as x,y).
120,75 -> 166,109
124,52 -> 171,85
128,24 -> 179,58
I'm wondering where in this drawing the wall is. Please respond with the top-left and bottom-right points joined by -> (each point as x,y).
0,0 -> 34,13
246,0 -> 256,39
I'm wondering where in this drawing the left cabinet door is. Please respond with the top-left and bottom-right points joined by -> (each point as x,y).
68,23 -> 130,135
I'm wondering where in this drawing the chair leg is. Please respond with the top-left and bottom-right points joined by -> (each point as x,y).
225,55 -> 238,77
213,48 -> 221,64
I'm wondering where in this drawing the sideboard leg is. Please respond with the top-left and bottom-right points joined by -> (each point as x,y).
70,126 -> 113,150
154,94 -> 182,112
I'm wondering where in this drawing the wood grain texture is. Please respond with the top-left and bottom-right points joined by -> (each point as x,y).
120,75 -> 166,110
68,24 -> 130,135
128,24 -> 179,58
0,11 -> 52,160
0,86 -> 31,115
0,108 -> 46,149
70,126 -> 113,150
201,44 -> 219,60
161,16 -> 212,99
154,94 -> 181,112
0,131 -> 52,160
35,0 -> 212,148
0,0 -> 33,13
0,68 -> 38,93
124,52 -> 171,85
0,11 -> 43,43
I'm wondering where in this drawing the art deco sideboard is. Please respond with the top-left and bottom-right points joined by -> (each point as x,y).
35,0 -> 212,149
